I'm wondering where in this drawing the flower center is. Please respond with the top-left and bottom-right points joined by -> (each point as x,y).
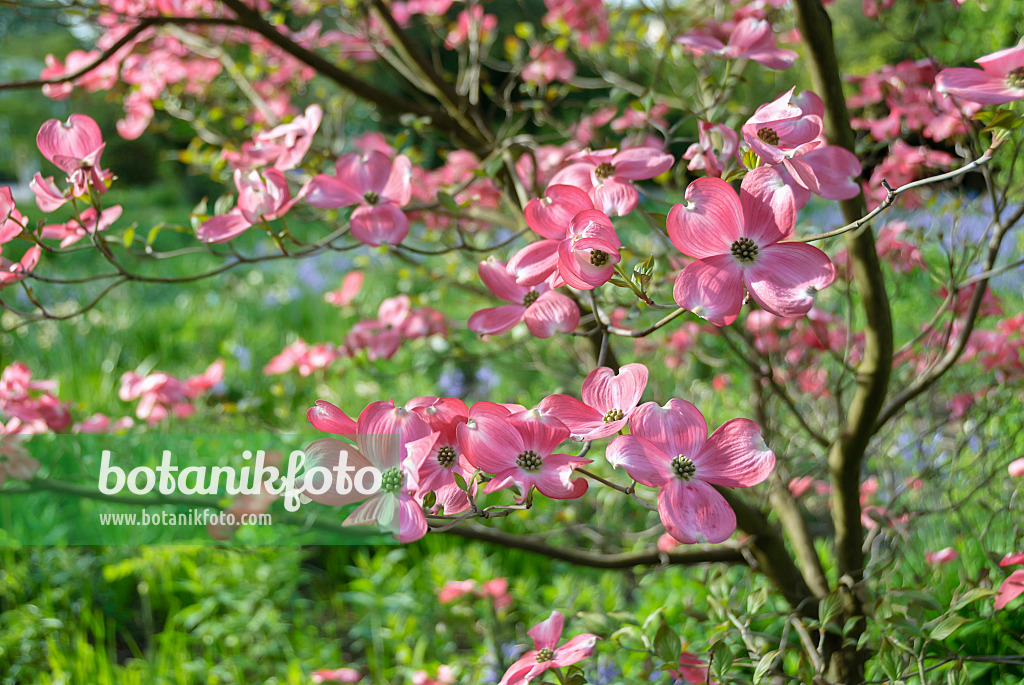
602,408 -> 624,423
1006,67 -> 1024,89
757,127 -> 780,145
516,449 -> 543,472
590,249 -> 609,267
363,190 -> 380,205
437,445 -> 457,468
380,466 -> 403,493
730,237 -> 758,263
671,455 -> 696,481
536,647 -> 554,662
594,162 -> 616,179
522,290 -> 540,307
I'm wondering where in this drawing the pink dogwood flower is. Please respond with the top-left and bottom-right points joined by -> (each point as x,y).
30,173 -> 69,212
675,18 -> 798,70
41,205 -> 122,247
406,396 -> 474,514
0,245 -> 42,289
995,569 -> 1024,610
36,114 -> 110,197
667,652 -> 713,684
311,668 -> 362,683
304,399 -> 431,542
263,339 -> 339,376
549,147 -> 674,216
925,547 -> 959,564
668,166 -> 835,326
412,666 -> 455,685
511,185 -> 596,286
606,399 -> 775,543
468,258 -> 580,338
1,187 -> 27,244
683,121 -> 740,178
557,209 -> 621,290
118,360 -> 223,424
935,43 -> 1024,105
498,611 -> 599,685
324,271 -> 364,307
538,363 -> 648,440
223,104 -> 323,171
196,168 -> 300,243
1000,553 -> 1024,567
457,403 -> 590,501
0,423 -> 41,488
521,45 -> 576,86
1008,457 -> 1024,478
306,151 -> 413,246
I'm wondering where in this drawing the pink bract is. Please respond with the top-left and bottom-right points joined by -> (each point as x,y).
538,363 -> 648,440
468,257 -> 579,338
935,43 -> 1024,105
498,611 -> 599,685
549,147 -> 674,216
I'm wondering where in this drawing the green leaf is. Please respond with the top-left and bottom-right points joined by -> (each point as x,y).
741,148 -> 761,170
642,607 -> 666,637
213,193 -> 235,216
951,588 -> 995,610
652,624 -> 680,663
610,625 -> 648,652
929,616 -> 969,640
710,642 -> 733,679
437,191 -> 459,212
753,650 -> 780,684
121,226 -> 135,248
147,225 -> 164,246
819,593 -> 843,628
608,276 -> 633,289
722,167 -> 749,183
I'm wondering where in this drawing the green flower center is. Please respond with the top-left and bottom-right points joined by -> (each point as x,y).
671,455 -> 696,481
590,249 -> 609,267
730,237 -> 758,263
757,127 -> 780,145
536,647 -> 555,662
603,408 -> 624,423
522,290 -> 540,307
380,466 -> 403,492
516,450 -> 543,472
363,190 -> 380,205
437,445 -> 457,469
1006,67 -> 1024,89
594,162 -> 616,179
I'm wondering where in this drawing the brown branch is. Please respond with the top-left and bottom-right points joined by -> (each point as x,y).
444,523 -> 746,569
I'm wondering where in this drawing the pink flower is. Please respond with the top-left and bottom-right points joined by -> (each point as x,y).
995,569 -> 1024,610
311,668 -> 362,683
538,363 -> 648,440
30,173 -> 69,212
438,579 -> 478,603
556,209 -> 621,290
683,121 -> 740,178
406,396 -> 473,514
667,651 -> 712,684
675,18 -> 798,70
263,339 -> 339,376
513,184 -> 595,285
468,258 -> 580,338
457,403 -> 591,501
1000,553 -> 1024,567
41,205 -> 122,247
1,187 -> 27,244
935,43 -> 1024,105
304,400 -> 431,542
522,45 -> 576,86
73,413 -> 134,434
0,423 -> 41,488
498,611 -> 599,685
482,577 -> 513,609
325,271 -> 364,307
412,666 -> 455,685
118,360 -> 222,424
445,6 -> 497,49
1008,457 -> 1024,478
925,547 -> 959,564
197,168 -> 300,243
0,245 -> 42,289
668,166 -> 835,326
606,399 -> 775,543
549,147 -> 674,216
306,151 -> 413,246
36,114 -> 110,197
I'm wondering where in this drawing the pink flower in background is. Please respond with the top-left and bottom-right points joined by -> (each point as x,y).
119,360 -> 223,424
675,18 -> 798,70
306,151 -> 413,246
549,147 -> 674,216
482,577 -> 513,609
311,668 -> 362,683
438,577 -> 512,610
0,363 -> 71,431
522,45 -> 576,86
543,0 -> 609,48
668,166 -> 835,326
606,399 -> 775,544
345,295 -> 447,361
444,6 -> 497,49
324,271 -> 364,307
36,114 -> 110,197
1009,458 -> 1024,478
0,422 -> 41,488
468,258 -> 579,338
995,570 -> 1024,610
263,339 -> 339,376
683,121 -> 740,178
667,651 -> 712,684
438,579 -> 478,603
498,611 -> 599,685
556,209 -> 621,290
223,104 -> 323,171
457,403 -> 591,501
936,43 -> 1024,105
539,363 -> 648,440
41,205 -> 122,247
925,547 -> 959,564
197,168 -> 300,243
412,666 -> 455,685
73,413 -> 134,434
